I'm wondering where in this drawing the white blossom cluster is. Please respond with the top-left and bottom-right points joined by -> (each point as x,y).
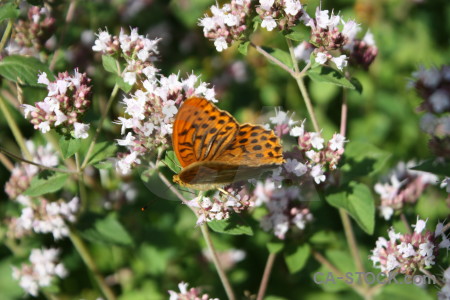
12,248 -> 68,297
92,27 -> 161,85
370,218 -> 450,275
115,71 -> 217,175
257,0 -> 305,32
439,267 -> 450,300
8,197 -> 80,240
168,282 -> 219,300
374,161 -> 438,220
22,70 -> 92,139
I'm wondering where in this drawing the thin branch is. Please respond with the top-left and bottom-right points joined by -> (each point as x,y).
340,88 -> 348,136
420,267 -> 444,287
81,83 -> 119,169
250,42 -> 297,78
295,77 -> 320,132
69,230 -> 117,300
256,252 -> 276,300
200,222 -> 236,300
0,152 -> 14,171
339,209 -> 366,275
0,147 -> 76,174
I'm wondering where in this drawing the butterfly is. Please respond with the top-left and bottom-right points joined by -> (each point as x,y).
172,97 -> 284,191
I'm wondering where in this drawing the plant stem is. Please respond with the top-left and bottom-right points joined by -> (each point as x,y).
75,153 -> 88,211
0,96 -> 33,160
200,222 -> 236,300
0,152 -> 14,171
69,230 -> 117,300
340,88 -> 348,136
339,209 -> 365,275
0,19 -> 13,53
81,83 -> 119,169
250,42 -> 297,77
420,267 -> 444,287
256,252 -> 276,300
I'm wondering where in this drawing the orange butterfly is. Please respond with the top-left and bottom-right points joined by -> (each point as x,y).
172,97 -> 284,190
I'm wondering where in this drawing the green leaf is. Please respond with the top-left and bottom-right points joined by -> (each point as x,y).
0,3 -> 20,22
284,243 -> 310,274
208,215 -> 253,236
267,239 -> 284,254
102,55 -> 119,74
163,151 -> 181,173
24,171 -> 69,197
92,160 -> 114,170
115,75 -> 133,93
307,66 -> 355,89
374,283 -> 433,300
410,159 -> 450,177
261,47 -> 293,69
285,25 -> 309,42
325,182 -> 375,235
79,213 -> 133,246
0,55 -> 55,86
350,77 -> 363,94
238,41 -> 250,56
59,135 -> 82,159
341,141 -> 391,181
87,141 -> 117,166
252,15 -> 261,32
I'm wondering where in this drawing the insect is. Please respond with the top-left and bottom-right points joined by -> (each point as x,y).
172,97 -> 284,190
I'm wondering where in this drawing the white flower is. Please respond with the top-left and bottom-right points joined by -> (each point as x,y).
310,132 -> 324,149
92,30 -> 111,52
310,165 -> 326,184
259,0 -> 274,11
429,89 -> 450,113
38,121 -> 51,133
54,110 -> 68,126
419,242 -> 434,257
397,242 -> 416,258
37,72 -> 50,85
123,71 -> 137,85
342,20 -> 360,41
224,14 -> 239,26
379,205 -> 394,221
116,132 -> 135,146
329,133 -> 346,151
413,218 -> 427,234
331,55 -> 348,71
162,100 -> 178,120
290,125 -> 304,137
73,122 -> 90,139
137,49 -> 150,61
214,37 -> 228,52
261,16 -> 277,31
284,0 -> 302,16
284,158 -> 307,176
294,41 -> 313,62
315,52 -> 328,64
386,254 -> 400,272
22,104 -> 38,118
363,30 -> 375,46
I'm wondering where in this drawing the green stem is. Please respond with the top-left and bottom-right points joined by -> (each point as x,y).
75,153 -> 88,211
81,84 -> 119,169
285,38 -> 320,132
200,222 -> 236,300
0,96 -> 33,160
250,42 -> 296,77
69,230 -> 116,300
0,19 -> 13,53
339,209 -> 366,275
256,252 -> 276,300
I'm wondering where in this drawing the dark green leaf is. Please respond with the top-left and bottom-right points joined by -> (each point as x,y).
326,182 -> 375,235
79,213 -> 133,246
350,77 -> 363,94
163,151 -> 182,173
0,55 -> 55,86
261,47 -> 293,69
0,3 -> 20,22
115,75 -> 133,93
24,172 -> 69,197
102,55 -> 119,74
285,25 -> 309,42
284,243 -> 310,274
87,141 -> 117,165
410,159 -> 450,177
341,141 -> 391,181
238,41 -> 250,56
59,135 -> 82,159
252,15 -> 261,32
307,66 -> 355,89
208,215 -> 253,236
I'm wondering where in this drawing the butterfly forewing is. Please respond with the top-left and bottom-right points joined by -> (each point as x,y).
173,97 -> 239,167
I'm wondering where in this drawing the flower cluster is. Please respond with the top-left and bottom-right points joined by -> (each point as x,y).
12,248 -> 67,297
92,27 -> 160,85
187,188 -> 253,225
8,197 -> 80,240
168,282 -> 218,300
22,70 -> 92,138
257,0 -> 305,32
298,8 -> 377,70
370,218 -> 449,275
374,161 -> 438,220
199,0 -> 252,52
115,71 -> 216,175
5,141 -> 59,202
7,6 -> 55,56
411,65 -> 450,158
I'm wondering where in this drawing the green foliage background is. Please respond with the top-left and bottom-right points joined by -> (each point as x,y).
0,0 -> 449,299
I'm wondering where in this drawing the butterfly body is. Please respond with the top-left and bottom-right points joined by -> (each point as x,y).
172,97 -> 284,190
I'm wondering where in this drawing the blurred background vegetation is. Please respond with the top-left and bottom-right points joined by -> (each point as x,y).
0,0 -> 449,299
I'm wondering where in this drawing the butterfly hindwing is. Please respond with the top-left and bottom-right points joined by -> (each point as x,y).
172,97 -> 239,167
